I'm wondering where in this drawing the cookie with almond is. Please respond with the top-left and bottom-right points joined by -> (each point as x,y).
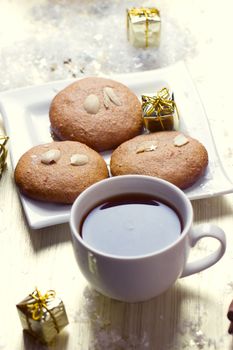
49,77 -> 143,151
110,131 -> 208,189
14,141 -> 109,204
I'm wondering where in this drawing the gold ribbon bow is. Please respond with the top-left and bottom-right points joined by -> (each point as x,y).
27,288 -> 60,333
128,7 -> 160,47
0,136 -> 9,178
142,87 -> 178,130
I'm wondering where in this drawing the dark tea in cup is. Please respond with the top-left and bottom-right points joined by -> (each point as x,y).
81,193 -> 182,256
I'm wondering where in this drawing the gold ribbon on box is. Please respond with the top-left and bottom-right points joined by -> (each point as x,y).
0,136 -> 9,178
27,288 -> 60,333
127,7 -> 160,47
142,87 -> 179,130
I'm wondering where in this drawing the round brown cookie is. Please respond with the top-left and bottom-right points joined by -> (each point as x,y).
14,141 -> 109,204
49,77 -> 143,151
110,131 -> 208,189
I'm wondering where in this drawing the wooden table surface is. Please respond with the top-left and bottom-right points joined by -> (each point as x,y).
1,1 -> 233,349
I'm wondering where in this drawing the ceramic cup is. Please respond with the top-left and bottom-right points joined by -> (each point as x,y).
70,175 -> 226,302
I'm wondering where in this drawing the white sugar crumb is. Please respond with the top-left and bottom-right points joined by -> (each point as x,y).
71,288 -> 100,323
71,287 -> 150,349
90,330 -> 150,350
177,319 -> 221,349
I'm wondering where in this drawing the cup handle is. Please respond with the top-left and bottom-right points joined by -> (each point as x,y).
181,223 -> 226,278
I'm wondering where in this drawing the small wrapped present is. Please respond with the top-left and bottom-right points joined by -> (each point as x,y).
142,87 -> 179,132
127,7 -> 161,48
16,288 -> 69,344
0,136 -> 9,179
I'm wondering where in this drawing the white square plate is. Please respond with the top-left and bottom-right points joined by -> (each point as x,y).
1,61 -> 233,229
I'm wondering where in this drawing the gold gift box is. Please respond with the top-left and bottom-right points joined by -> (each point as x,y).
16,289 -> 69,344
142,88 -> 179,132
127,7 -> 161,48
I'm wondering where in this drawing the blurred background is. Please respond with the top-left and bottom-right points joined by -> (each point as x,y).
0,0 -> 227,89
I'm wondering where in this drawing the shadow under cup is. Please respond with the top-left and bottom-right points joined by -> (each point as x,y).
70,175 -> 225,302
